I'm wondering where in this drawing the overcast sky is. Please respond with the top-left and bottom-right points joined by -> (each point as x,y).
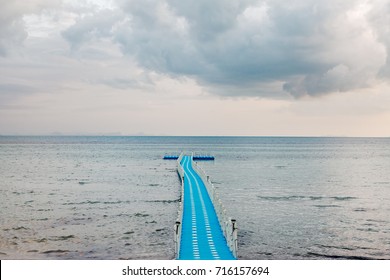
1,0 -> 390,136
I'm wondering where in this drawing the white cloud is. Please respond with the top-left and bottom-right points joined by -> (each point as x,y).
0,0 -> 61,55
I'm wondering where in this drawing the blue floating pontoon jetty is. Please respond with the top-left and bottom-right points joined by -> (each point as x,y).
163,155 -> 180,160
173,153 -> 237,260
164,154 -> 215,161
193,155 -> 215,161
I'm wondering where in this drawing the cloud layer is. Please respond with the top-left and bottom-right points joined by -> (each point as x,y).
58,0 -> 390,98
2,1 -> 390,136
1,0 -> 390,101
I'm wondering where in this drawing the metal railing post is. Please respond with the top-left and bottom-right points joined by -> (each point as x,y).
174,152 -> 185,259
174,221 -> 181,257
231,219 -> 238,258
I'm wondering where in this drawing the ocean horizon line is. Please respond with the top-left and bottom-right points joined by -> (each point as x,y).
1,134 -> 390,138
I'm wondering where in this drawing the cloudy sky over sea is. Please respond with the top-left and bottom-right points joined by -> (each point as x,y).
1,0 -> 390,136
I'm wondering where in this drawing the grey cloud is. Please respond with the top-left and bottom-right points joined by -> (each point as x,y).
0,83 -> 37,95
62,9 -> 123,50
0,0 -> 61,55
166,0 -> 252,41
368,0 -> 390,78
62,0 -> 390,98
0,83 -> 38,107
0,18 -> 26,56
100,76 -> 155,90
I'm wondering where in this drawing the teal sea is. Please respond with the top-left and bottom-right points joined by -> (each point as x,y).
0,136 -> 389,259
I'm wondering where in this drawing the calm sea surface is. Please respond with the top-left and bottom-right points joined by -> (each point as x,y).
1,136 -> 389,259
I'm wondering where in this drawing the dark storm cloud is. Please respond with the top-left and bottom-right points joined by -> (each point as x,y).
61,0 -> 390,98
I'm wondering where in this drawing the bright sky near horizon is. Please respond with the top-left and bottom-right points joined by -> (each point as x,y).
1,0 -> 390,136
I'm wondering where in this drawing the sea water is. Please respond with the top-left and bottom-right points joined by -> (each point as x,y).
0,136 -> 389,259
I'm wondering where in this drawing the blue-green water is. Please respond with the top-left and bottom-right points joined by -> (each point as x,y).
0,136 -> 389,259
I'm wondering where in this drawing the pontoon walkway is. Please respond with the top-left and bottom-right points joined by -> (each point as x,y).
176,155 -> 236,260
